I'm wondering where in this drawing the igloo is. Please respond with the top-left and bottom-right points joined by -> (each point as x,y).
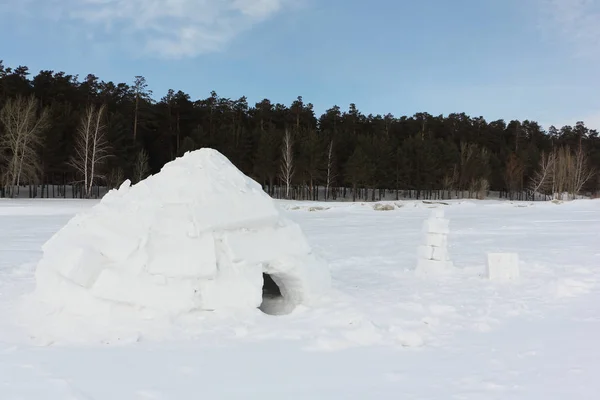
33,149 -> 331,317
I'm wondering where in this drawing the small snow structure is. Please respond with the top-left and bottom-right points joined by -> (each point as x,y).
33,149 -> 331,317
415,209 -> 454,276
486,253 -> 520,281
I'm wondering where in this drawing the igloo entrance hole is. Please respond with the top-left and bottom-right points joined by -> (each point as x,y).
259,273 -> 296,315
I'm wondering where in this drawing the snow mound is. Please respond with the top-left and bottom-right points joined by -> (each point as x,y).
33,149 -> 331,318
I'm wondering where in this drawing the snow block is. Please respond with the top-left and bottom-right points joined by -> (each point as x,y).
145,232 -> 217,278
423,233 -> 447,248
417,245 -> 434,260
150,206 -> 196,236
431,209 -> 445,219
416,210 -> 453,275
431,246 -> 448,262
90,269 -> 202,313
486,253 -> 519,281
198,260 -> 264,310
422,218 -> 449,235
84,213 -> 144,262
219,222 -> 312,264
33,148 -> 331,319
53,246 -> 106,288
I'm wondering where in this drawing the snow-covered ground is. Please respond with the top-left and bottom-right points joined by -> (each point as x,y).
1,198 -> 599,399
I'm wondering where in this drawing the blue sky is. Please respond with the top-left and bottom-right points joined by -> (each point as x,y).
1,0 -> 599,130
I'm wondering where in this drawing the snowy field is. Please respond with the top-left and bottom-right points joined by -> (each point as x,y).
1,198 -> 599,399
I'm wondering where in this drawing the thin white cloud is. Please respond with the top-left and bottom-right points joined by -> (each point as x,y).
539,0 -> 600,57
1,0 -> 292,58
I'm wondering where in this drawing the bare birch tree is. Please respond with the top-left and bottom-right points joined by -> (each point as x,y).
325,139 -> 336,200
529,146 -> 594,200
133,148 -> 150,184
476,178 -> 489,200
468,177 -> 489,200
279,129 -> 294,199
69,104 -> 111,198
0,95 -> 49,197
529,151 -> 555,196
571,145 -> 595,196
442,167 -> 457,200
457,142 -> 489,194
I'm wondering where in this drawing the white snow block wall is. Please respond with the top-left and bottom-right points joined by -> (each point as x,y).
486,253 -> 520,281
33,149 -> 331,317
415,209 -> 453,276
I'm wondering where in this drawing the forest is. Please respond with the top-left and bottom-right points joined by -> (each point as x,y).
0,62 -> 598,201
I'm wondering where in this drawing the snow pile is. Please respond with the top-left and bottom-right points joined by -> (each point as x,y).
33,149 -> 330,318
416,209 -> 454,275
372,203 -> 396,211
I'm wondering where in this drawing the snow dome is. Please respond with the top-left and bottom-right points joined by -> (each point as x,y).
33,149 -> 331,317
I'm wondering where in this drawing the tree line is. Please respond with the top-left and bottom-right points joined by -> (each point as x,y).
0,62 -> 598,201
